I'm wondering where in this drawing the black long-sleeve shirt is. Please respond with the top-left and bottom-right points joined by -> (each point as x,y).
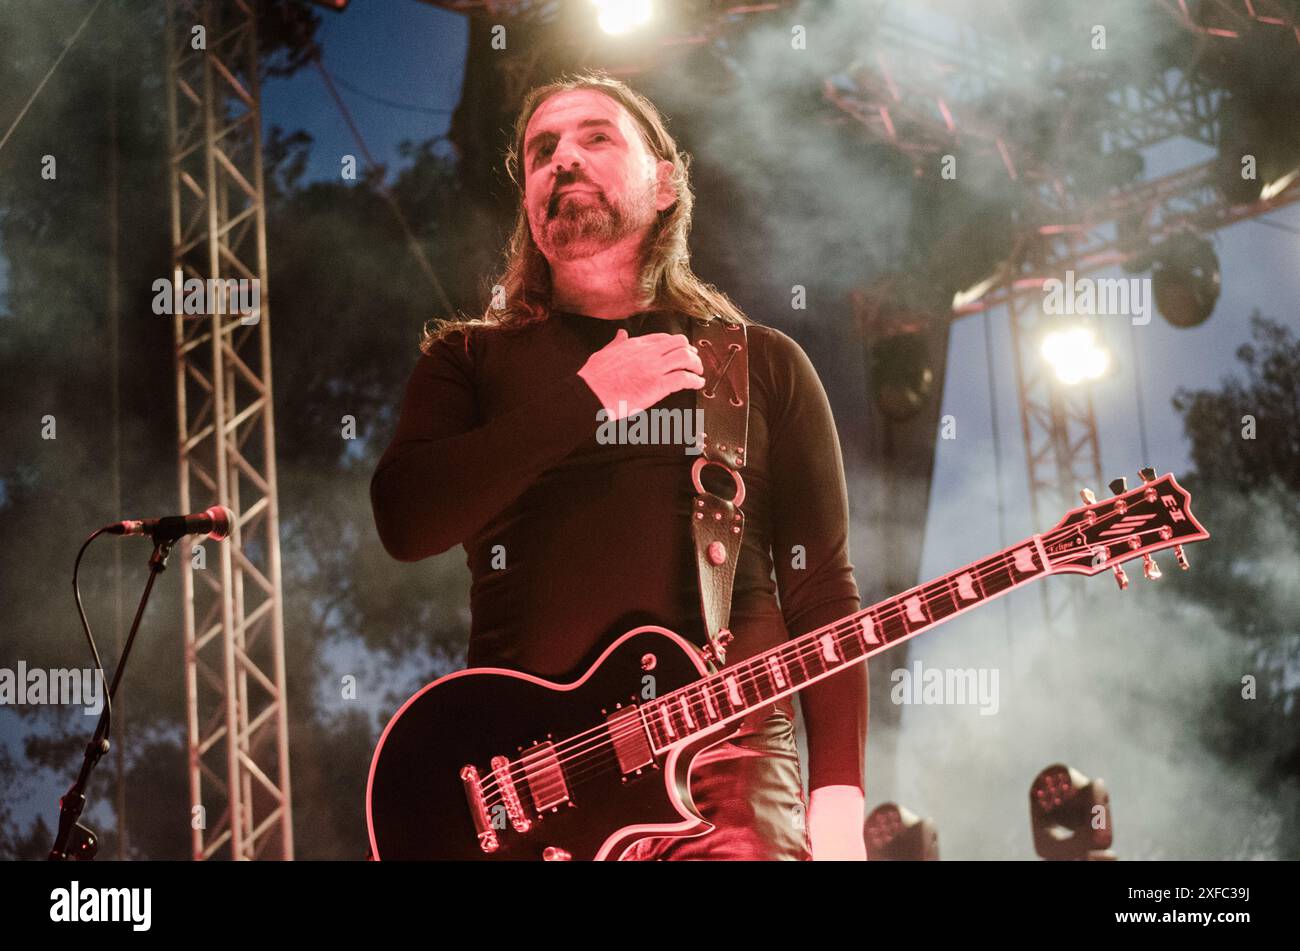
370,309 -> 867,791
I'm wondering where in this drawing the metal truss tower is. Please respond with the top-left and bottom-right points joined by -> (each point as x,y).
824,0 -> 1300,627
163,0 -> 293,860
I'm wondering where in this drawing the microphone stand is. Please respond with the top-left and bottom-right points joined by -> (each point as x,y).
49,536 -> 175,861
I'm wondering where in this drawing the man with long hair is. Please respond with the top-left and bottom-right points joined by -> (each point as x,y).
371,71 -> 867,860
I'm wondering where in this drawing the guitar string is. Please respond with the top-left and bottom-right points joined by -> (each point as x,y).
473,544 -> 1032,802
474,513 -> 1170,805
476,516 -> 1135,804
473,535 -> 1060,800
482,544 -> 1052,803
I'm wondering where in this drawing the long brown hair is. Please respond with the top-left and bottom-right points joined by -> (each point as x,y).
420,69 -> 750,353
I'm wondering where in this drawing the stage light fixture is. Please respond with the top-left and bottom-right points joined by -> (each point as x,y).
592,0 -> 653,35
1029,763 -> 1115,860
864,802 -> 939,860
1215,91 -> 1300,205
1261,167 -> 1300,201
1040,326 -> 1109,385
854,278 -> 940,422
1151,232 -> 1220,329
951,271 -> 1000,310
869,330 -> 935,421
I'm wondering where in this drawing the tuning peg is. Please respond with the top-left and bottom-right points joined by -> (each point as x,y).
1108,477 -> 1128,496
1079,488 -> 1097,504
1142,553 -> 1162,580
1138,466 -> 1157,483
1173,544 -> 1190,570
1112,564 -> 1129,590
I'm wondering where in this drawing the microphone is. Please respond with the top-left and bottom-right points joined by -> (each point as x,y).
108,505 -> 234,542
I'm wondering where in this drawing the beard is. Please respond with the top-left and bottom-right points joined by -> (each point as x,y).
535,181 -> 655,260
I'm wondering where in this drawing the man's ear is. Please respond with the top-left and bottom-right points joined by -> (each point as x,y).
653,158 -> 677,212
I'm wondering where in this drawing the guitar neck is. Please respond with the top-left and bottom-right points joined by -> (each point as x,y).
641,535 -> 1051,750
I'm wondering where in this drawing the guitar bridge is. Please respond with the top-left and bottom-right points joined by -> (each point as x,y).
459,764 -> 499,853
491,755 -> 532,833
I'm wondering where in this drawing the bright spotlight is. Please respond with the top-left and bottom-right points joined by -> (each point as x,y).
593,0 -> 653,35
1261,167 -> 1300,201
1040,326 -> 1109,385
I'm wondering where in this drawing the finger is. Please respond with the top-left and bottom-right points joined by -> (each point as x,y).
661,348 -> 705,375
670,370 -> 706,390
649,333 -> 691,355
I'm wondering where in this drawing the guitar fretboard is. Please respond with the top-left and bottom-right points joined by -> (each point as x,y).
639,536 -> 1049,751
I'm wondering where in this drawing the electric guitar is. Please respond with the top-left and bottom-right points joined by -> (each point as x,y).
367,469 -> 1208,860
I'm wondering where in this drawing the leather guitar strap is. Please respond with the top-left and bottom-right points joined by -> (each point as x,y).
689,314 -> 749,671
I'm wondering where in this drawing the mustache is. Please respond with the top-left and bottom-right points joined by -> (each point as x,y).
547,179 -> 603,217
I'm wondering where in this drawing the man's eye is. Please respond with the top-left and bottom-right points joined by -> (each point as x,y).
589,134 -> 609,143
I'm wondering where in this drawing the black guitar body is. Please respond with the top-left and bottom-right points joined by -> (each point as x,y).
367,626 -> 737,860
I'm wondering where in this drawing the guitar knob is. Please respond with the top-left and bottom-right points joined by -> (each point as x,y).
1138,466 -> 1157,483
1108,477 -> 1127,496
542,846 -> 572,861
1142,553 -> 1162,580
1079,488 -> 1097,504
1112,564 -> 1129,590
1173,544 -> 1190,570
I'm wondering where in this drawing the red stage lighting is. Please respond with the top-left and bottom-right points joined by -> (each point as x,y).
1029,763 -> 1115,860
864,802 -> 940,860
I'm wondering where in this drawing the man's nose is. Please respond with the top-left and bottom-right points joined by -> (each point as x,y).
551,139 -> 584,176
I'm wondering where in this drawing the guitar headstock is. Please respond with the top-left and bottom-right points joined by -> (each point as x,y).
1041,469 -> 1209,585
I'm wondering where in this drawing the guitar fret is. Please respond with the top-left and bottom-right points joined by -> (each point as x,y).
877,602 -> 910,643
765,655 -> 789,690
836,626 -> 866,661
659,701 -> 680,739
677,694 -> 697,730
924,579 -> 959,622
860,613 -> 883,649
643,536 -> 1058,753
900,593 -> 929,632
699,682 -> 720,721
783,643 -> 810,685
746,659 -> 774,702
693,686 -> 715,726
724,672 -> 746,708
981,549 -> 1036,597
954,569 -> 983,602
711,678 -> 735,718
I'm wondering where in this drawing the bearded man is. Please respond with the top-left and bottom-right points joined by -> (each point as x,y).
371,71 -> 867,860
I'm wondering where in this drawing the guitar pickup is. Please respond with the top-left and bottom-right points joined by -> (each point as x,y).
520,742 -> 570,813
605,707 -> 653,774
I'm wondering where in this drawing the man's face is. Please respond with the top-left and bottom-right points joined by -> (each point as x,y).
521,89 -> 674,262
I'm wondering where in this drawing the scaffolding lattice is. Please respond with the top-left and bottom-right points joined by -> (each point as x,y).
164,0 -> 293,861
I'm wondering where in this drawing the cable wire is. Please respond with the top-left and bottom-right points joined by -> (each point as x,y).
0,0 -> 108,157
